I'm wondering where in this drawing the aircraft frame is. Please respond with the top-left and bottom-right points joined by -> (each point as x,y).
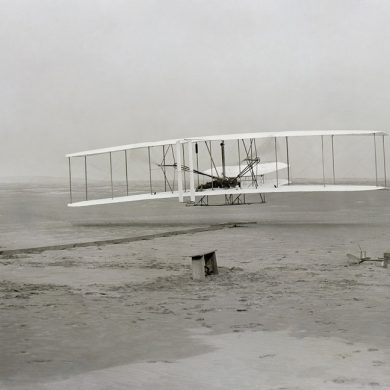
66,130 -> 388,208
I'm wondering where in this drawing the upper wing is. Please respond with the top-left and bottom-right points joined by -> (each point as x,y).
66,130 -> 386,158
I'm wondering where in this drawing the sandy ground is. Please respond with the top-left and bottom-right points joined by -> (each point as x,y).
1,220 -> 390,389
0,187 -> 390,389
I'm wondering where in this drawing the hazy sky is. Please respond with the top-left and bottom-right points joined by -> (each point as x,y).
1,0 -> 390,178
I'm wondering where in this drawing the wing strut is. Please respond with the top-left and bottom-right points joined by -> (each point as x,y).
195,142 -> 200,187
374,134 -> 378,186
182,143 -> 187,192
241,139 -> 258,187
125,150 -> 129,196
109,152 -> 114,198
220,141 -> 226,178
171,144 -> 176,191
160,149 -> 174,193
176,141 -> 183,202
188,142 -> 195,202
148,147 -> 153,194
237,139 -> 241,174
204,141 -> 220,180
274,137 -> 278,187
331,135 -> 336,184
321,136 -> 325,187
84,156 -> 88,200
383,135 -> 387,186
285,136 -> 291,185
68,157 -> 73,203
162,145 -> 167,192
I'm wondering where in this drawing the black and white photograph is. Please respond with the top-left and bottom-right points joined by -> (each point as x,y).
1,1 -> 389,389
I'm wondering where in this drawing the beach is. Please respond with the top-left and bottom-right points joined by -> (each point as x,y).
0,181 -> 389,389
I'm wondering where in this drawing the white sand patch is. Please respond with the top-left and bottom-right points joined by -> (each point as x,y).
0,265 -> 177,287
16,329 -> 390,390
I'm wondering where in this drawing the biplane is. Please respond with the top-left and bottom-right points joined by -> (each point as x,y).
66,130 -> 388,207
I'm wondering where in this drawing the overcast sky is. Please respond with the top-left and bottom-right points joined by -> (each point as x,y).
1,0 -> 390,178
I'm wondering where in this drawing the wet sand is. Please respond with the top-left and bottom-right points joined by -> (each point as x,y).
0,184 -> 390,389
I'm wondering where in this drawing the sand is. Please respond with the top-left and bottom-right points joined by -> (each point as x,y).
0,184 -> 390,389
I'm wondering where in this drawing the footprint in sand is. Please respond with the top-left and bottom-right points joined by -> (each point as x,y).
332,377 -> 356,384
258,354 -> 276,359
337,353 -> 351,359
